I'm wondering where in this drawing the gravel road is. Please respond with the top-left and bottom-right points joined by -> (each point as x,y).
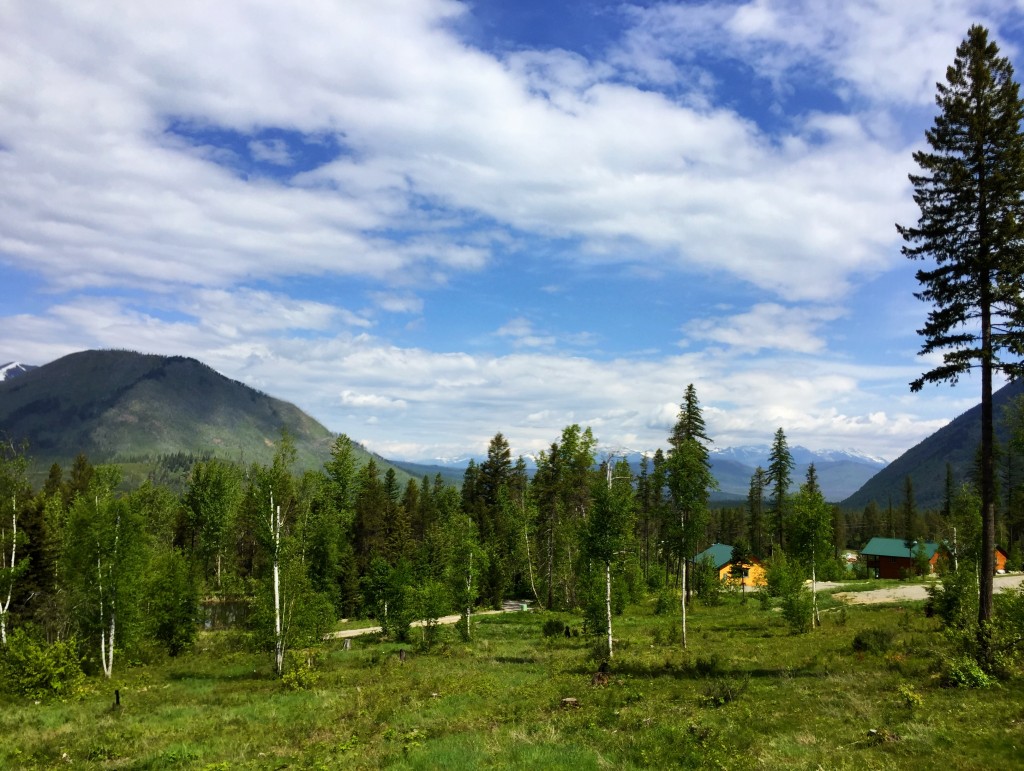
830,573 -> 1024,605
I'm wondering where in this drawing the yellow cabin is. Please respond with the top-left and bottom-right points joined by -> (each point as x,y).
693,542 -> 766,588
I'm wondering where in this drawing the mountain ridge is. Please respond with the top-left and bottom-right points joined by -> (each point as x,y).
0,349 -> 414,488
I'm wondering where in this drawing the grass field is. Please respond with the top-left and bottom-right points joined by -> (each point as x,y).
2,588 -> 1021,769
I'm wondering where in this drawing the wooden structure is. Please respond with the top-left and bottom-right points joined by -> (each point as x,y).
693,543 -> 766,588
860,537 -> 938,579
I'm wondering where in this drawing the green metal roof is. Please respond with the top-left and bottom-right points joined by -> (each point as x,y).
861,537 -> 938,559
694,543 -> 735,570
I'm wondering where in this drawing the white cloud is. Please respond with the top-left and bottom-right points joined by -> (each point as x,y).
685,303 -> 844,354
0,295 -> 968,462
248,139 -> 292,166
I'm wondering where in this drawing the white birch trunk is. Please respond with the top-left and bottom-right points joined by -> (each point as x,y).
680,559 -> 687,649
681,509 -> 688,649
524,521 -> 538,601
812,552 -> 819,628
271,494 -> 284,676
605,560 -> 613,659
0,495 -> 16,646
465,551 -> 473,640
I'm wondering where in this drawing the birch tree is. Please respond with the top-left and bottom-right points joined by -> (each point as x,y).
64,467 -> 143,678
0,442 -> 30,646
666,385 -> 716,649
585,457 -> 635,659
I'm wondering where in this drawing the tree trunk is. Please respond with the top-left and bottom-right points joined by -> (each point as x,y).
979,279 -> 995,641
271,496 -> 285,676
0,495 -> 16,646
812,552 -> 820,628
680,555 -> 688,649
605,560 -> 613,659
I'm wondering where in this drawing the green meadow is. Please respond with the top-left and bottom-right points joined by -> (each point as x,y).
3,588 -> 1021,770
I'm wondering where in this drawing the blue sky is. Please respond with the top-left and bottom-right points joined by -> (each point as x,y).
2,0 -> 1022,463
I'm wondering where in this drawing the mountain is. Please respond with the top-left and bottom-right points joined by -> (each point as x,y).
0,349 -> 407,487
0,362 -> 36,381
413,444 -> 886,503
705,447 -> 887,503
842,378 -> 1024,511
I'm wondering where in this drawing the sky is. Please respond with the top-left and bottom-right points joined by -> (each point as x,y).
2,0 -> 1023,464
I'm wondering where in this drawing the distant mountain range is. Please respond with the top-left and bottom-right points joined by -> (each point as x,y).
0,350 -> 414,488
6,349 -> 1018,511
412,445 -> 888,504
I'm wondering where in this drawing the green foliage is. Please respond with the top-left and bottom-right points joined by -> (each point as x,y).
0,628 -> 84,700
541,618 -> 568,638
764,552 -> 804,598
412,579 -> 450,649
692,555 -> 722,606
781,588 -> 813,634
852,628 -> 896,654
941,655 -> 995,688
145,547 -> 200,657
924,567 -> 978,631
653,588 -> 677,616
699,674 -> 750,708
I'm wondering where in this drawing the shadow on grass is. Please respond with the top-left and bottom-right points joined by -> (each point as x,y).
572,659 -> 825,682
167,667 -> 274,682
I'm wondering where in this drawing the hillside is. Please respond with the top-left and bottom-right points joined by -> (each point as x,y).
0,349 -> 409,486
842,378 -> 1024,511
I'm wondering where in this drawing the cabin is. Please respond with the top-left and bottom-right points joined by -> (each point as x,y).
934,543 -> 1011,573
693,543 -> 766,588
860,537 -> 939,578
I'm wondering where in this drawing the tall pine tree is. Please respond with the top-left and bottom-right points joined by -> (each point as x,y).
897,25 -> 1024,634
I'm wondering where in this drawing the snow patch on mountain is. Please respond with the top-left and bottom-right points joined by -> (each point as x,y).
0,362 -> 36,381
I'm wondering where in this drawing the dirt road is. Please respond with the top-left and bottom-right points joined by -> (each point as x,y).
325,601 -> 529,640
831,573 -> 1024,605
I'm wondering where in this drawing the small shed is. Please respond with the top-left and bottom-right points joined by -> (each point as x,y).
860,537 -> 939,579
693,543 -> 766,587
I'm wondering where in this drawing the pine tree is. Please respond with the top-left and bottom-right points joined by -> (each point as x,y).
747,466 -> 767,558
768,428 -> 794,551
898,24 -> 1024,635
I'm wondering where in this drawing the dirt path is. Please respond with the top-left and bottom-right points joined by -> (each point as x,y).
830,573 -> 1024,605
325,600 -> 530,640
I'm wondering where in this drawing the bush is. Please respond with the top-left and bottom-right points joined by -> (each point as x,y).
542,618 -> 568,638
781,589 -> 813,634
654,589 -> 677,616
0,628 -> 85,701
692,556 -> 722,606
941,655 -> 994,688
924,567 -> 978,630
852,628 -> 895,654
764,553 -> 805,598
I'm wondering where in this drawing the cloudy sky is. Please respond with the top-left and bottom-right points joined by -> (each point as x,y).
2,0 -> 1022,463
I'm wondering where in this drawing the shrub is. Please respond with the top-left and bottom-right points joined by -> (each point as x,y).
765,552 -> 804,598
781,588 -> 813,634
941,655 -> 994,688
692,556 -> 722,607
653,589 -> 677,616
699,674 -> 749,708
924,567 -> 978,630
852,628 -> 895,654
0,628 -> 85,701
542,618 -> 568,638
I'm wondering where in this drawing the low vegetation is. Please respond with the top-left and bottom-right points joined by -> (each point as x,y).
3,589 -> 1024,769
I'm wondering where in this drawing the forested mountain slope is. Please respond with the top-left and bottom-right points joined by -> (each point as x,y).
0,349 -> 405,483
843,378 -> 1024,511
